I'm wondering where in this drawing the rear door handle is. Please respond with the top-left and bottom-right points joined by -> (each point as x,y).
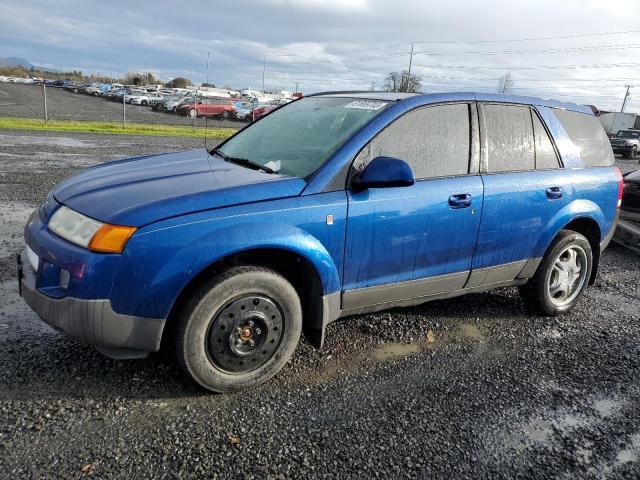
449,194 -> 472,209
546,187 -> 563,200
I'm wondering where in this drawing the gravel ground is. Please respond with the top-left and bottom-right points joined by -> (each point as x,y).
0,129 -> 639,479
0,83 -> 239,128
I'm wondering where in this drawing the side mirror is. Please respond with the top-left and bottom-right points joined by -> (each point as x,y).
352,156 -> 415,190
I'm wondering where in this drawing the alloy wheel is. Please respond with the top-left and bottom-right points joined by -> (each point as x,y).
547,245 -> 588,308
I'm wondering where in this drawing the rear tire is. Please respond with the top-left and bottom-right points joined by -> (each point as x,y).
175,266 -> 302,393
222,110 -> 230,120
519,230 -> 592,316
189,108 -> 198,118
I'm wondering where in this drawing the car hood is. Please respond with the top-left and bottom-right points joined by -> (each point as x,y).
52,149 -> 306,227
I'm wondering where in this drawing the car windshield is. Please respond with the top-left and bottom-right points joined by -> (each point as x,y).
617,130 -> 640,139
214,97 -> 389,179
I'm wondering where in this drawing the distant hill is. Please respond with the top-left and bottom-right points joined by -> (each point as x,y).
0,56 -> 34,68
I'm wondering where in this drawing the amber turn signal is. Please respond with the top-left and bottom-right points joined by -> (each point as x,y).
88,224 -> 137,253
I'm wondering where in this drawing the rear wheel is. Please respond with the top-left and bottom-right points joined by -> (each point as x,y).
519,230 -> 592,315
141,100 -> 148,106
222,110 -> 230,120
189,108 -> 198,118
175,267 -> 302,392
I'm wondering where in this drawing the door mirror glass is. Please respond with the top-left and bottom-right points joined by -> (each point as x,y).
352,156 -> 415,189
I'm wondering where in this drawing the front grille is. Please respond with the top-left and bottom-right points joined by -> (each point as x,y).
610,139 -> 626,146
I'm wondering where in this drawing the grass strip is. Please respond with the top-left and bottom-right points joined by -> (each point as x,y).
0,117 -> 237,138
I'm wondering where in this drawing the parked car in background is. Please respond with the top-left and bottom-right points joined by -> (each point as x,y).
19,92 -> 621,393
252,98 -> 292,120
234,101 -> 256,121
177,97 -> 236,118
610,130 -> 640,159
614,169 -> 640,253
159,95 -> 196,112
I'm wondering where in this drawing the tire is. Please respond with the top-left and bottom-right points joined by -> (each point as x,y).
519,230 -> 593,316
189,108 -> 198,118
141,100 -> 148,106
633,146 -> 638,158
222,110 -> 230,120
623,150 -> 633,159
175,266 -> 302,393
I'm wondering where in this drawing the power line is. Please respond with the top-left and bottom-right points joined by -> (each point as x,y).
260,28 -> 640,59
412,61 -> 640,70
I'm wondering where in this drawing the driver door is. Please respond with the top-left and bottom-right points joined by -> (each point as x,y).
342,103 -> 484,309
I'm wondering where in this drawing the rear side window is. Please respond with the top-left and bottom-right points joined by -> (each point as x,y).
360,103 -> 471,179
552,109 -> 615,167
483,104 -> 535,172
532,111 -> 560,169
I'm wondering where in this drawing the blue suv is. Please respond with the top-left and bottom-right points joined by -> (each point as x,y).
19,92 -> 622,392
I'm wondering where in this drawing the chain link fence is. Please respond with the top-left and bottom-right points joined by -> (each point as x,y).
0,82 -> 242,135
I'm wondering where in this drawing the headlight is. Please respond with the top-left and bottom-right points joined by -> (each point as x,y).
48,206 -> 137,253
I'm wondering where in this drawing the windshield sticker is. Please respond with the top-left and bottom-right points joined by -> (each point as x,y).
264,160 -> 281,172
344,100 -> 387,111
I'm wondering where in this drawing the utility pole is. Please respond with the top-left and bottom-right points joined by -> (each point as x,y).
407,43 -> 414,76
262,55 -> 266,93
621,85 -> 631,112
206,51 -> 210,86
371,81 -> 375,91
404,43 -> 414,93
189,59 -> 193,87
295,81 -> 299,94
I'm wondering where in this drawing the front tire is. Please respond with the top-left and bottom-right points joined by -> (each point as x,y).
519,230 -> 592,315
189,108 -> 198,118
222,110 -> 230,120
175,267 -> 302,392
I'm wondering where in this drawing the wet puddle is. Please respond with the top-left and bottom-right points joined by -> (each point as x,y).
460,323 -> 486,342
371,342 -> 420,361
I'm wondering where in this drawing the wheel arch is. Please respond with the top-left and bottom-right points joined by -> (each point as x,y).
532,199 -> 608,286
162,247 -> 333,351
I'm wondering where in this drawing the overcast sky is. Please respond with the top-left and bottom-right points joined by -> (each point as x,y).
1,0 -> 640,110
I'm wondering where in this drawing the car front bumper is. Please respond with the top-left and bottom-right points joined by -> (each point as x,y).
612,145 -> 633,154
18,248 -> 165,359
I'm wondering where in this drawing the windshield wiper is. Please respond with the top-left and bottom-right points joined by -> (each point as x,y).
211,148 -> 276,174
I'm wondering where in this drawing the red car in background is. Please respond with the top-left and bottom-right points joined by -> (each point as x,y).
252,99 -> 292,120
177,97 -> 236,119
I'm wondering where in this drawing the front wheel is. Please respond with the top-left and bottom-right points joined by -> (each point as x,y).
189,108 -> 198,118
175,266 -> 302,392
519,230 -> 592,315
222,110 -> 230,119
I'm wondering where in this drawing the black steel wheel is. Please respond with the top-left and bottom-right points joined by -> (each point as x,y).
175,266 -> 302,392
207,294 -> 284,373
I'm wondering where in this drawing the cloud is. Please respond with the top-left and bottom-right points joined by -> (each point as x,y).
1,0 -> 639,110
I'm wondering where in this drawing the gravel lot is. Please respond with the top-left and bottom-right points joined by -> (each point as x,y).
0,83 -> 239,128
0,129 -> 639,479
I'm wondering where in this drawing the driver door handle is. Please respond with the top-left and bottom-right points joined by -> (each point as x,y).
449,194 -> 472,209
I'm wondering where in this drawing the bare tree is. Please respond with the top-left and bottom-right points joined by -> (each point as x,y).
384,71 -> 401,92
497,71 -> 514,94
385,70 -> 422,93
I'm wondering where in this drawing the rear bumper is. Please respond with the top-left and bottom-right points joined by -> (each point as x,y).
18,249 -> 165,358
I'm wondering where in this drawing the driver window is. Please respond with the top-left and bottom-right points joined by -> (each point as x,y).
352,103 -> 471,180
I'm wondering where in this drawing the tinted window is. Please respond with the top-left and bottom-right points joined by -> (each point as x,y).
483,104 -> 535,172
617,130 -> 640,139
356,103 -> 470,179
532,111 -> 560,169
553,109 -> 614,167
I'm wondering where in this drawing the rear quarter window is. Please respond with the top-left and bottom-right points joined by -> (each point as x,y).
552,109 -> 614,167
